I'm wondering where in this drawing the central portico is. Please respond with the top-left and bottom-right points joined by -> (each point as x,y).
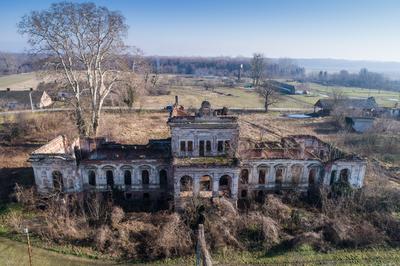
168,100 -> 241,206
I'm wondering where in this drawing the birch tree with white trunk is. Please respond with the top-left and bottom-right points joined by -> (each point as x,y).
19,2 -> 129,136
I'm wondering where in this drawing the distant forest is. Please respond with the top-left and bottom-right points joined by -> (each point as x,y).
146,56 -> 306,79
308,69 -> 400,92
1,52 -> 400,92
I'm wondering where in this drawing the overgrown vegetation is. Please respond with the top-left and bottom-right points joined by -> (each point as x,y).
1,180 -> 400,263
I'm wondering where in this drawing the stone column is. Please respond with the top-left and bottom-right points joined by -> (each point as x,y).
268,165 -> 275,185
193,175 -> 200,196
316,168 -> 321,184
252,165 -> 258,184
133,167 -> 139,185
301,166 -> 309,186
212,176 -> 219,197
173,177 -> 181,210
174,177 -> 180,199
115,167 -> 122,185
231,173 -> 238,199
357,165 -> 366,188
286,164 -> 292,184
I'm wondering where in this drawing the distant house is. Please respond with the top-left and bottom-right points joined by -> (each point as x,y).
314,97 -> 378,116
57,91 -> 74,101
380,107 -> 400,119
345,117 -> 375,133
265,80 -> 296,95
0,89 -> 53,110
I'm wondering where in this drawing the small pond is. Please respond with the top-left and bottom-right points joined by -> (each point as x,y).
286,114 -> 312,119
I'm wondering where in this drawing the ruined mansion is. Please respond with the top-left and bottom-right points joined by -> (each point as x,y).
29,101 -> 366,208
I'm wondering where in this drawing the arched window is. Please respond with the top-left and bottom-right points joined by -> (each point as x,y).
106,170 -> 114,187
180,176 -> 193,192
258,169 -> 266,184
159,169 -> 168,189
256,190 -> 264,203
275,168 -> 284,186
330,170 -> 337,185
124,170 -> 132,186
219,176 -> 229,186
200,175 -> 212,191
308,168 -> 317,185
142,170 -> 149,185
291,165 -> 303,185
339,169 -> 350,183
52,171 -> 63,191
219,175 -> 231,197
240,169 -> 249,184
88,170 -> 96,186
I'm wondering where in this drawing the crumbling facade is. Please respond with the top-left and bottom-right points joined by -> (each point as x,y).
29,101 -> 366,208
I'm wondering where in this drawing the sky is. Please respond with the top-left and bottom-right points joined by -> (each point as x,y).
1,0 -> 400,61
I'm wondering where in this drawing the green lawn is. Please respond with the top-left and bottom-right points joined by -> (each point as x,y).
0,237 -> 110,266
1,236 -> 399,265
159,248 -> 400,265
289,81 -> 400,107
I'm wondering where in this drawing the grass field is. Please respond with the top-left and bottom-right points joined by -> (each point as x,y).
1,72 -> 398,109
2,236 -> 400,265
160,248 -> 400,265
288,81 -> 400,108
0,237 -> 110,266
141,85 -> 313,109
141,81 -> 400,110
0,72 -> 40,91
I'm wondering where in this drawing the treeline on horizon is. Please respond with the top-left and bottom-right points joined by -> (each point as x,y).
1,51 -> 400,92
146,56 -> 306,79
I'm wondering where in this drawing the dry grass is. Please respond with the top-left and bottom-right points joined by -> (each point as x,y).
98,112 -> 170,144
0,72 -> 40,90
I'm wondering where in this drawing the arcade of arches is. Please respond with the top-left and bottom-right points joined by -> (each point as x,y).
179,174 -> 234,198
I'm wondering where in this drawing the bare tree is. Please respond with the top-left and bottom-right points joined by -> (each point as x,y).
0,52 -> 18,75
257,80 -> 279,112
331,88 -> 346,103
251,53 -> 265,87
18,2 -> 130,136
116,49 -> 150,109
203,81 -> 214,91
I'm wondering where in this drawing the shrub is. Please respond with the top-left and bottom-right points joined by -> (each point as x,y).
261,194 -> 291,222
110,206 -> 125,228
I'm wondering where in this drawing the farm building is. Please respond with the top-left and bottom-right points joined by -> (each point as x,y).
345,117 -> 375,133
0,89 -> 52,110
380,107 -> 400,119
265,80 -> 296,94
29,100 -> 366,209
314,97 -> 378,116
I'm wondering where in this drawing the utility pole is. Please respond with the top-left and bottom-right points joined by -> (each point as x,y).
238,64 -> 243,82
195,224 -> 212,266
25,228 -> 33,266
29,88 -> 34,111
